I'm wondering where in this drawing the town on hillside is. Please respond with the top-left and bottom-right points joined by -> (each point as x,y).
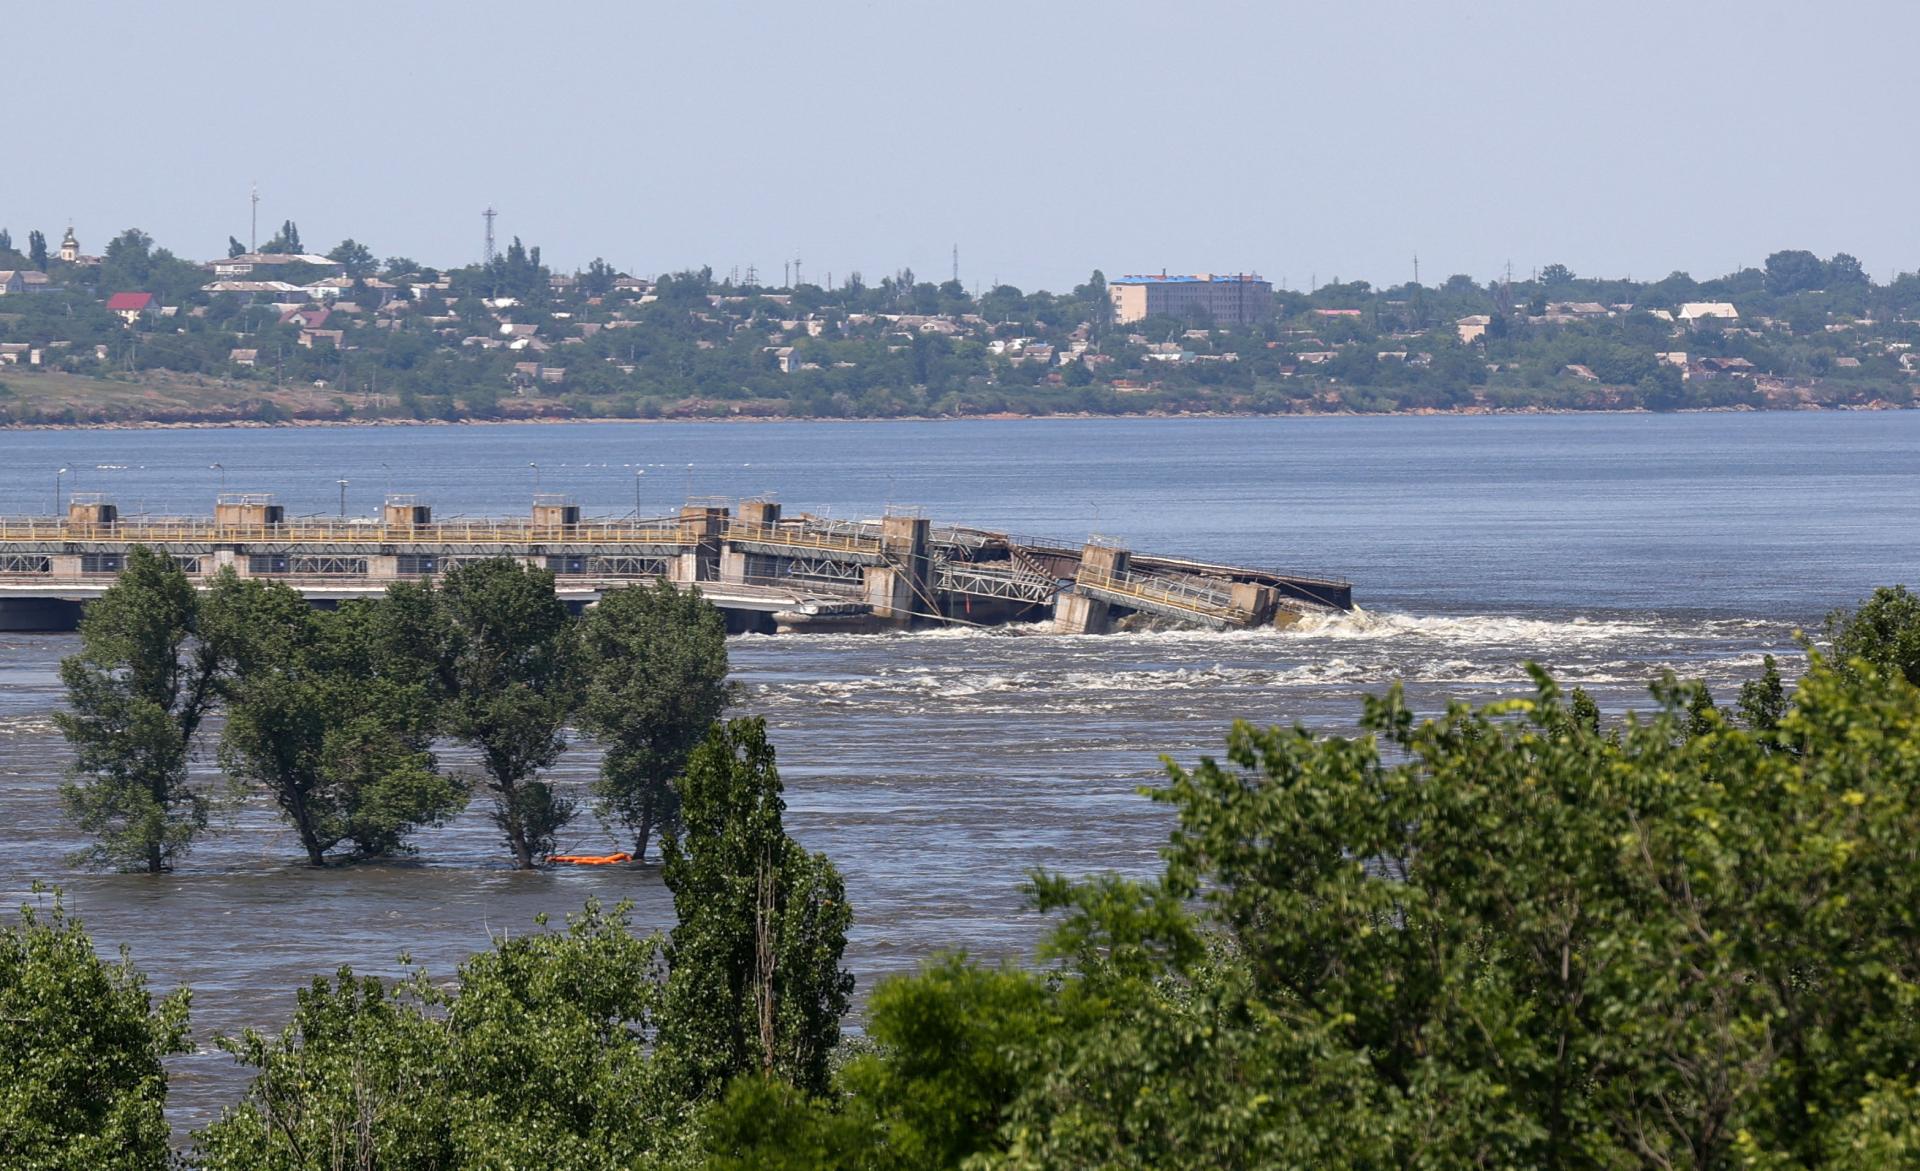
0,223 -> 1912,424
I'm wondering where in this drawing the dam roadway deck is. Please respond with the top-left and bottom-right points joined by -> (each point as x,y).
0,494 -> 1352,635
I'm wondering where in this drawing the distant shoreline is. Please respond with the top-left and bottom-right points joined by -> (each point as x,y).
3,401 -> 1911,433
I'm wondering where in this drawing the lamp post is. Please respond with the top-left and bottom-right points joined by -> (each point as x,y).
633,468 -> 643,518
337,478 -> 349,518
55,466 -> 67,516
211,462 -> 225,495
530,462 -> 540,495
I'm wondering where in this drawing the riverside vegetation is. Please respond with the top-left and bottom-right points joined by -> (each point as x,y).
1,225 -> 1918,422
11,586 -> 1920,1165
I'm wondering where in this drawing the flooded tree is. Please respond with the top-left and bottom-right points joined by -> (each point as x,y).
436,558 -> 579,868
207,578 -> 467,865
56,546 -> 229,873
578,579 -> 733,862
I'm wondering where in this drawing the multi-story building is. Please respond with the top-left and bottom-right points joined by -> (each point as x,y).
1108,272 -> 1272,325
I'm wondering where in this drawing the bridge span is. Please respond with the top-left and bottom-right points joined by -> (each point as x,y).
0,494 -> 1351,635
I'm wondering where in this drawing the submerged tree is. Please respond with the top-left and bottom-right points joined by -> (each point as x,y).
57,547 -> 229,872
0,891 -> 189,1169
209,578 -> 466,865
437,558 -> 579,868
658,718 -> 853,1101
578,580 -> 732,862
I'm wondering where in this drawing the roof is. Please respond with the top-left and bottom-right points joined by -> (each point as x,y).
105,292 -> 154,311
1678,301 -> 1739,320
1112,272 -> 1268,285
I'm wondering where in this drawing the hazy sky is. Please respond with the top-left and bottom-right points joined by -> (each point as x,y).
11,1 -> 1917,291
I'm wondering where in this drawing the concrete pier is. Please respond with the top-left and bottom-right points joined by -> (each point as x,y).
0,494 -> 1351,634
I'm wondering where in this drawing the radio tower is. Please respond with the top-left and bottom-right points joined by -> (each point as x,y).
249,182 -> 260,252
952,243 -> 959,284
483,206 -> 498,265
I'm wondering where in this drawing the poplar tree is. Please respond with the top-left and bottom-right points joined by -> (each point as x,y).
658,718 -> 852,1100
578,580 -> 732,862
57,547 -> 227,873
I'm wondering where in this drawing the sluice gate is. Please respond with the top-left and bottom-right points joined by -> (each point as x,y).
0,494 -> 1351,634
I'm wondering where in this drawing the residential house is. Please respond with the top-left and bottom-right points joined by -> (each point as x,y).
105,291 -> 155,324
1455,314 -> 1491,344
298,328 -> 345,349
1560,364 -> 1601,382
1678,302 -> 1739,331
213,252 -> 346,279
203,280 -> 305,302
19,271 -> 52,292
279,307 -> 331,329
0,271 -> 23,295
230,348 -> 259,367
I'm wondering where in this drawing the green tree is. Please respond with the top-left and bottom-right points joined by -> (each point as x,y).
27,229 -> 47,271
208,578 -> 466,865
1827,583 -> 1920,685
578,580 -> 733,862
437,558 -> 579,868
1539,262 -> 1575,285
327,238 -> 377,279
1765,248 -> 1826,294
0,891 -> 189,1170
57,547 -> 228,872
262,219 -> 302,254
227,235 -> 246,258
733,649 -> 1920,1169
196,900 -> 668,1170
658,718 -> 853,1101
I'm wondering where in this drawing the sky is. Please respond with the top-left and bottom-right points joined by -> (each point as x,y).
10,1 -> 1919,292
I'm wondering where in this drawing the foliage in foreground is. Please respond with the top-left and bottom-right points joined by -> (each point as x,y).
0,892 -> 188,1170
705,653 -> 1920,1170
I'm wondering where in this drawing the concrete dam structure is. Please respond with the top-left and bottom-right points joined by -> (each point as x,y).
0,494 -> 1352,634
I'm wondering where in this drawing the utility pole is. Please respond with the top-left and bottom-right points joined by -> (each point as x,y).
1412,252 -> 1420,287
483,206 -> 498,265
794,255 -> 803,287
249,182 -> 259,252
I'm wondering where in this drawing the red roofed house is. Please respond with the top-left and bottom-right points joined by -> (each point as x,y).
105,291 -> 155,324
279,306 -> 330,329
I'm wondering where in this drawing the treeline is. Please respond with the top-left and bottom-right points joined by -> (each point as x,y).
16,588 -> 1920,1165
57,547 -> 730,871
5,227 -> 1920,424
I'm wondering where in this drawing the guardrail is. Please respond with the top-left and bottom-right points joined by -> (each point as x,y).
0,518 -> 695,545
1075,568 -> 1248,624
723,521 -> 886,557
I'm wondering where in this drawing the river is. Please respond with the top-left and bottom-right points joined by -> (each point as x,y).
0,412 -> 1912,1131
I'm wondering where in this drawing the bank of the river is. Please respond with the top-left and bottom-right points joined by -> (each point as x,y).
3,398 -> 1914,432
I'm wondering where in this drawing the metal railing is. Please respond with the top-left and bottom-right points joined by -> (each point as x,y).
1075,568 -> 1248,624
722,520 -> 886,557
0,517 -> 695,545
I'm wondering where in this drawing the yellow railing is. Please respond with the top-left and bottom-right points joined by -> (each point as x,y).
722,521 -> 885,557
0,519 -> 695,545
1075,568 -> 1245,621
